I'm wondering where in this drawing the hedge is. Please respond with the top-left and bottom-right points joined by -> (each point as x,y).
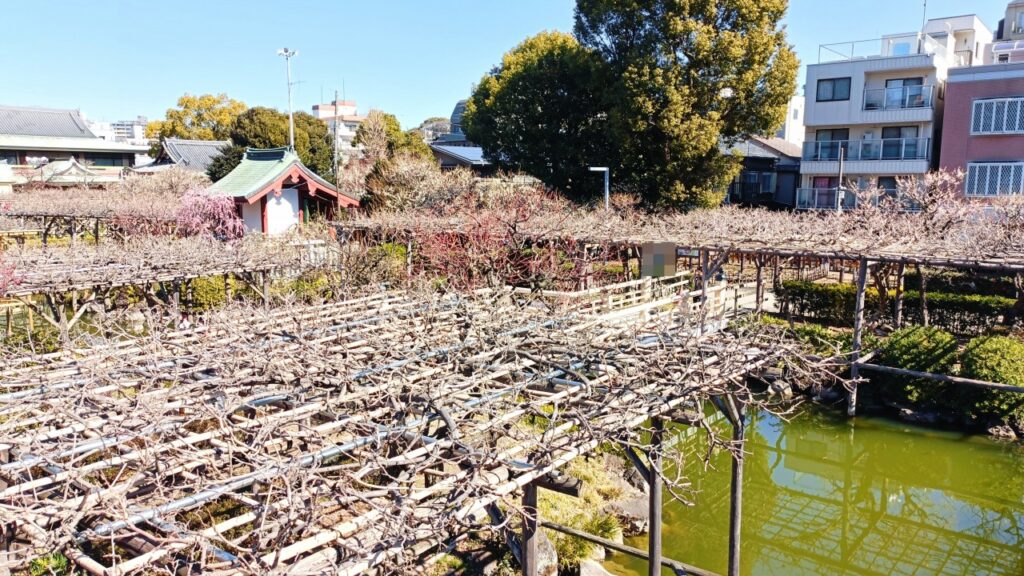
960,336 -> 1024,425
871,326 -> 960,408
780,280 -> 1018,335
904,271 -> 1018,299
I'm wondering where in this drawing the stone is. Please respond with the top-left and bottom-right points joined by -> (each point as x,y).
899,407 -> 940,425
988,424 -> 1018,440
769,380 -> 794,399
580,559 -> 616,576
605,495 -> 649,536
536,527 -> 559,576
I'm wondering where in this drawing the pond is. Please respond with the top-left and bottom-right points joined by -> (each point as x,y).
602,405 -> 1024,576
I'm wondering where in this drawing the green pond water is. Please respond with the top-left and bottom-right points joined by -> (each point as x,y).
602,406 -> 1024,576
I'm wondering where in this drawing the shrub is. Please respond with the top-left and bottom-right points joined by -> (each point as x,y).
960,336 -> 1024,426
186,276 -> 229,312
874,326 -> 958,408
28,552 -> 71,576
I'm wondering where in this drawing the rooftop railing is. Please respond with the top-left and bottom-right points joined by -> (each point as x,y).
818,33 -> 944,63
863,85 -> 934,111
802,138 -> 930,162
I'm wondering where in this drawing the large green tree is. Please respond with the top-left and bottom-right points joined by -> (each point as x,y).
463,31 -> 615,199
146,93 -> 247,155
207,107 -> 335,182
574,0 -> 798,207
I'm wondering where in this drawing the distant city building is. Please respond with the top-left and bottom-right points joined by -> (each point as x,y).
86,115 -> 149,145
112,116 -> 148,144
311,99 -> 365,160
0,105 -> 147,171
993,2 -> 1024,63
430,100 -> 491,172
798,14 -> 993,209
774,96 -> 805,148
434,100 -> 472,146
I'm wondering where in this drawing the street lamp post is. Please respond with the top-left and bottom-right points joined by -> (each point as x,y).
589,166 -> 610,211
277,48 -> 298,150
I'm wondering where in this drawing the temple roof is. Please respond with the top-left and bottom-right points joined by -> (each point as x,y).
162,138 -> 230,172
207,147 -> 357,205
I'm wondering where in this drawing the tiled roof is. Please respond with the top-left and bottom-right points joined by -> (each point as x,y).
720,136 -> 802,161
430,144 -> 489,166
0,105 -> 95,138
207,148 -> 355,203
751,136 -> 802,159
163,138 -> 230,172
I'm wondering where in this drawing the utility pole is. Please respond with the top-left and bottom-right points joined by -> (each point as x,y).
277,48 -> 298,150
333,89 -> 340,178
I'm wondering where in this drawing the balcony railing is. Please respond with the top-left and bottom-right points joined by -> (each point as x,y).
863,85 -> 934,110
796,188 -> 922,211
802,138 -> 930,162
796,188 -> 857,210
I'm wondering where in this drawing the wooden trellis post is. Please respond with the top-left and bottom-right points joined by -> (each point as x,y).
521,482 -> 538,576
894,262 -> 906,327
726,399 -> 745,576
849,258 -> 870,417
648,418 -> 664,576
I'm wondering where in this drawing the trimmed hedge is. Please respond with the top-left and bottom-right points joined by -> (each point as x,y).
872,326 -> 959,408
904,271 -> 1018,299
960,336 -> 1024,425
780,280 -> 1017,335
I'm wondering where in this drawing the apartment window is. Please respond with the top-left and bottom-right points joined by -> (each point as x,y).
817,77 -> 851,102
971,97 -> 1024,134
966,163 -> 1024,196
814,128 -> 849,160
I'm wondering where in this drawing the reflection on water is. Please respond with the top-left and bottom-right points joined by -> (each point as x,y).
603,407 -> 1024,576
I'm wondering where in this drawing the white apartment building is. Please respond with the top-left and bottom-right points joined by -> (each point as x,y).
775,96 -> 805,148
798,15 -> 993,209
311,99 -> 365,160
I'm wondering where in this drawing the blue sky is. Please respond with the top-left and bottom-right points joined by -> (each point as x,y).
0,0 -> 1012,129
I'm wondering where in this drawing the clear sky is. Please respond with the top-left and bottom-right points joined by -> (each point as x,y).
0,0 -> 1012,129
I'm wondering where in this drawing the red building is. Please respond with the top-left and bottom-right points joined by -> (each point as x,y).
940,62 -> 1024,197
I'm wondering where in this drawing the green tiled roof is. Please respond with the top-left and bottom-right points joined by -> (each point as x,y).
207,148 -> 295,200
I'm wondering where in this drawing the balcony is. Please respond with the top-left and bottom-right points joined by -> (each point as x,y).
802,138 -> 930,162
863,86 -> 934,111
795,188 -> 857,211
796,188 -> 922,211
